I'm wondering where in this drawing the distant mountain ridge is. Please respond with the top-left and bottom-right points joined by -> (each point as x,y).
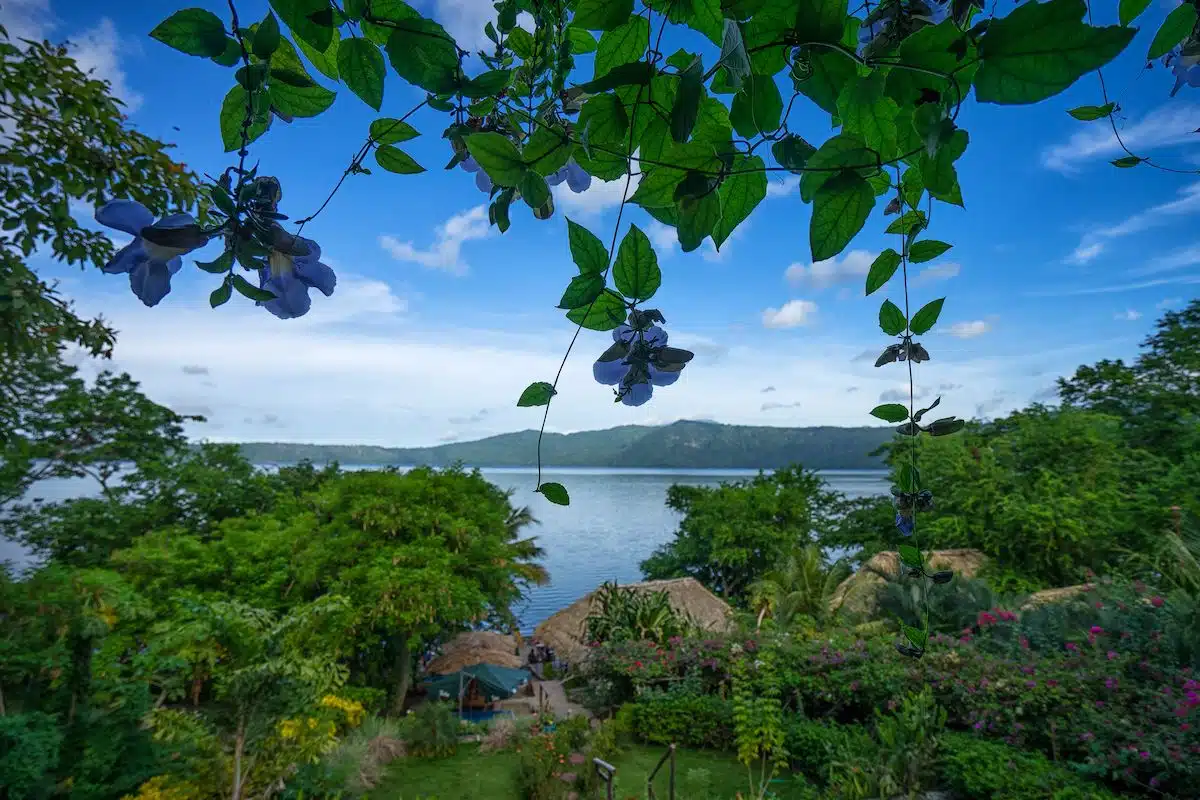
225,420 -> 895,470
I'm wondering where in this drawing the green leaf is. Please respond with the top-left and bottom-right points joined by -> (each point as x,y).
520,171 -> 550,209
974,0 -> 1137,105
1151,3 -> 1198,59
794,48 -> 857,116
898,544 -> 923,568
567,219 -> 610,274
490,189 -> 515,233
1119,0 -> 1152,26
218,85 -> 269,152
232,273 -> 276,302
865,249 -> 901,295
719,19 -> 752,89
799,133 -> 877,203
369,117 -> 419,144
150,9 -> 228,58
573,0 -> 634,31
195,251 -> 234,275
1111,155 -> 1144,168
375,145 -> 425,174
568,27 -> 599,54
579,61 -> 656,93
730,74 -> 782,138
338,38 -> 386,110
773,135 -> 817,173
1068,103 -> 1115,121
557,272 -> 606,309
837,72 -> 900,159
523,126 -> 573,176
902,625 -> 928,650
505,27 -> 534,58
595,17 -> 649,78
871,403 -> 910,423
886,210 -> 927,237
566,289 -> 627,330
810,170 -> 874,262
384,18 -> 461,94
909,240 -> 952,263
879,300 -> 907,336
209,279 -> 233,308
671,57 -> 704,143
909,297 -> 945,335
269,79 -> 336,118
462,69 -> 512,98
713,155 -> 766,249
538,481 -> 570,506
270,0 -> 334,52
900,167 -> 924,211
465,133 -> 524,186
517,381 -> 557,407
884,21 -> 978,109
212,38 -> 241,66
296,26 -> 340,80
252,12 -> 282,59
919,130 -> 968,207
677,191 -> 721,252
612,224 -> 661,301
898,462 -> 920,493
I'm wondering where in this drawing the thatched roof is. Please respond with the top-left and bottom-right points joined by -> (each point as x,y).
426,631 -> 521,674
829,549 -> 988,617
533,577 -> 734,664
1022,583 -> 1094,610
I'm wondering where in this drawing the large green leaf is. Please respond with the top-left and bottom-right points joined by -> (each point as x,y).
909,240 -> 952,263
595,17 -> 649,78
730,74 -> 783,138
1148,2 -> 1197,60
677,191 -> 721,252
566,289 -> 627,330
909,297 -> 945,335
538,482 -> 570,506
1067,103 -> 1115,121
523,126 -> 573,176
837,72 -> 900,160
879,299 -> 907,336
567,218 -> 611,274
219,85 -> 269,152
919,129 -> 968,206
713,155 -> 766,249
885,20 -> 978,109
269,0 -> 334,52
975,0 -> 1137,105
338,38 -> 385,110
671,57 -> 705,143
375,145 -> 424,174
295,26 -> 340,79
573,0 -> 634,31
1118,0 -> 1152,26
612,225 -> 661,301
865,249 -> 901,295
151,9 -> 229,57
810,170 -> 874,262
557,272 -> 606,309
384,18 -> 461,94
252,12 -> 282,59
517,381 -> 557,407
793,48 -> 857,116
799,133 -> 878,203
719,19 -> 752,89
871,403 -> 909,423
568,27 -> 599,54
465,133 -> 524,186
369,117 -> 419,144
269,79 -> 336,118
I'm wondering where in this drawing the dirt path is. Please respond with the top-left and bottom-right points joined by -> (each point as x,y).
532,677 -> 591,719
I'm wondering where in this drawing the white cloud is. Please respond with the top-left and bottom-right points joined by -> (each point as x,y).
645,219 -> 738,262
1132,243 -> 1200,276
1041,103 -> 1200,172
552,173 -> 639,218
948,319 -> 993,339
1066,241 -> 1105,265
429,0 -> 500,50
1115,309 -> 1143,321
912,261 -> 961,284
762,299 -> 818,328
646,220 -> 676,252
0,3 -> 143,112
1029,274 -> 1200,297
766,175 -> 800,198
1157,296 -> 1183,309
785,250 -> 874,289
379,205 -> 490,275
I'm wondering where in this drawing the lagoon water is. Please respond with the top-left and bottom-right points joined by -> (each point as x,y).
2,466 -> 889,633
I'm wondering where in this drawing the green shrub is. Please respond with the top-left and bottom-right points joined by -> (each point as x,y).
400,702 -> 460,758
628,689 -> 734,750
335,685 -> 388,715
938,731 -> 1123,800
785,716 -> 873,784
870,687 -> 945,799
0,712 -> 62,800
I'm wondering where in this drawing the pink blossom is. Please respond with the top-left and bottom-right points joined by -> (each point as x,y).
1150,596 -> 1164,608
1090,625 -> 1103,635
1107,650 -> 1118,660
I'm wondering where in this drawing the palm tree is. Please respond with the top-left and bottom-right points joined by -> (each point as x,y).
748,543 -> 851,631
505,502 -> 550,587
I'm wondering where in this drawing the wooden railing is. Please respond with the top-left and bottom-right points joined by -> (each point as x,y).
593,757 -> 615,800
646,743 -> 676,800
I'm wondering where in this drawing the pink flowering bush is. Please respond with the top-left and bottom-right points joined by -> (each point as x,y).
575,636 -> 732,713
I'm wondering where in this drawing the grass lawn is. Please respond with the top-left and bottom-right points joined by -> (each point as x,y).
376,741 -> 814,799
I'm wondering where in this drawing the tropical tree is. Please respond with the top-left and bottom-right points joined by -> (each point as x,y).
747,543 -> 851,630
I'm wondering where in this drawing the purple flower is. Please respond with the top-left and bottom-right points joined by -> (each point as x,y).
895,512 -> 914,537
1164,47 -> 1200,97
593,324 -> 686,407
460,156 -> 493,193
256,236 -> 336,319
95,200 -> 208,307
545,160 -> 592,193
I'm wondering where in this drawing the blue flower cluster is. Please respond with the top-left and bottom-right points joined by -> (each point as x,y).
256,235 -> 337,320
592,323 -> 690,407
460,156 -> 592,195
1165,47 -> 1200,97
95,200 -> 208,307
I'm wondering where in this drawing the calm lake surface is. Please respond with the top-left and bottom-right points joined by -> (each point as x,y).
2,466 -> 889,633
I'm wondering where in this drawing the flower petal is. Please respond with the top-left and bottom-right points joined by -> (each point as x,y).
102,240 -> 146,274
612,324 -> 634,344
621,381 -> 653,407
648,365 -> 680,387
156,213 -> 197,228
643,325 -> 668,347
545,167 -> 568,187
295,257 -> 337,297
261,274 -> 312,319
461,156 -> 481,174
565,163 -> 591,193
475,169 -> 493,193
96,200 -> 154,236
593,358 -> 628,386
129,260 -> 175,307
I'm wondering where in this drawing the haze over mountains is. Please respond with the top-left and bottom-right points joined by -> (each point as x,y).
227,420 -> 895,470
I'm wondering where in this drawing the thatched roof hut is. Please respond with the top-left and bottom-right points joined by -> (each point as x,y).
829,548 -> 988,617
1022,583 -> 1095,609
426,631 -> 521,675
533,577 -> 734,664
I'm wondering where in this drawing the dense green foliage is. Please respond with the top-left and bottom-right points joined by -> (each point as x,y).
227,420 -> 895,469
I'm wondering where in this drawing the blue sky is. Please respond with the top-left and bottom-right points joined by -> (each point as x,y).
6,0 -> 1200,447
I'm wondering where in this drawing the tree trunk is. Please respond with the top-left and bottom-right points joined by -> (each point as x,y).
231,716 -> 246,800
389,635 -> 413,716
